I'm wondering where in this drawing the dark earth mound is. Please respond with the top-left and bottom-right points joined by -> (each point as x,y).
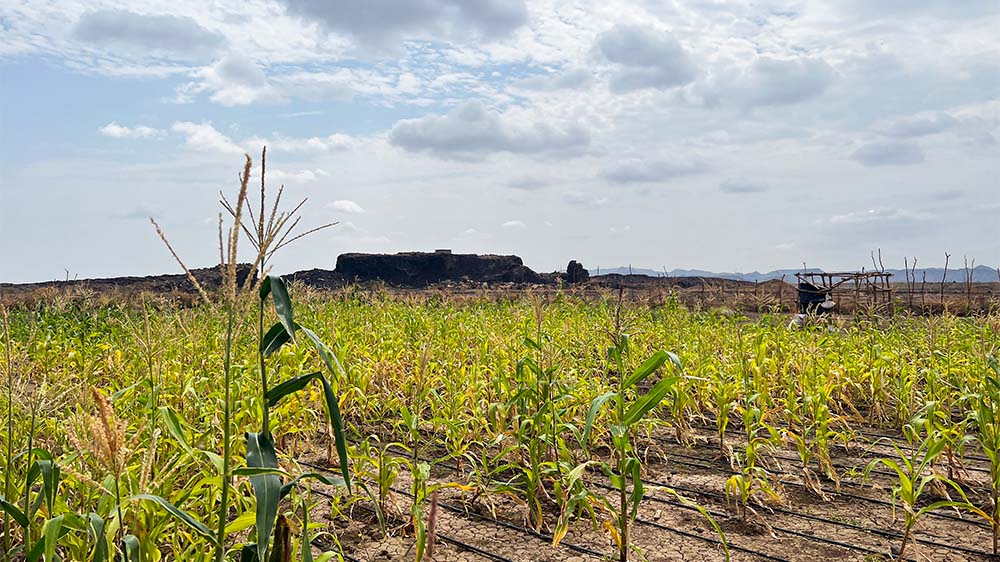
2,253 -> 780,304
0,265 -> 254,298
334,251 -> 544,286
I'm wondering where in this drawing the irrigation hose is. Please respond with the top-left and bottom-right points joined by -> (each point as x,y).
664,449 -> 993,530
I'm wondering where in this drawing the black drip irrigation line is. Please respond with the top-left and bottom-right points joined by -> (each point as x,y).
654,431 -> 994,487
635,516 -> 789,562
302,438 -> 994,561
690,419 -> 994,466
582,473 -> 908,561
388,483 -> 607,560
302,456 -> 788,562
401,454 -> 789,562
300,460 -> 606,560
379,445 -> 799,561
650,478 -> 996,559
390,448 -> 805,561
309,486 -> 516,562
662,449 -> 993,530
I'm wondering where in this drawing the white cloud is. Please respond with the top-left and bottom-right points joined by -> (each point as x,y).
720,179 -> 768,194
734,57 -> 835,108
245,133 -> 354,154
389,101 -> 590,160
596,24 -> 697,93
506,176 -> 547,190
268,169 -> 328,184
502,219 -> 526,229
277,0 -> 527,50
170,121 -> 243,154
193,54 -> 284,107
99,122 -> 163,139
4,0 -> 1000,283
602,157 -> 707,184
562,191 -> 608,206
168,121 -> 353,156
827,208 -> 930,225
513,68 -> 593,91
329,200 -> 366,214
879,111 -> 959,137
851,141 -> 926,166
336,221 -> 364,234
73,9 -> 225,58
875,110 -> 996,146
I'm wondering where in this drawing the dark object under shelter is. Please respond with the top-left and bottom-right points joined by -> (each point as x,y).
795,271 -> 893,314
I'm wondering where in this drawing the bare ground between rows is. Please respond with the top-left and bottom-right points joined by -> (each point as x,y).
296,427 -> 997,562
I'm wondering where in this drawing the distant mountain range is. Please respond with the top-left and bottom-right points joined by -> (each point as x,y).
591,265 -> 1000,283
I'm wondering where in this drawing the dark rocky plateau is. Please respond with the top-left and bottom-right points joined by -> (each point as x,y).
2,252 -> 778,301
331,251 -> 544,286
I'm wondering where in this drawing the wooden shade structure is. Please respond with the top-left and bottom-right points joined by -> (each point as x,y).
795,271 -> 893,313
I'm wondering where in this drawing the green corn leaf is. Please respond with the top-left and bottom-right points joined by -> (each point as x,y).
280,472 -> 345,500
224,512 -> 257,535
663,489 -> 730,562
246,432 -> 281,562
609,473 -> 625,490
159,406 -> 193,454
300,327 -> 346,380
278,332 -> 351,492
301,495 -> 314,562
43,514 -> 64,562
915,500 -> 990,521
203,451 -> 225,474
24,461 -> 40,502
88,513 -> 108,562
233,467 -> 290,478
265,275 -> 296,343
258,274 -> 271,300
266,372 -> 322,407
623,376 -> 680,426
133,494 -> 218,545
36,460 -> 60,516
357,481 -> 387,537
14,448 -> 52,463
583,392 -> 617,449
261,322 -> 294,358
110,379 -> 146,402
240,544 -> 260,562
26,537 -> 44,562
623,350 -> 669,390
317,373 -> 352,493
122,535 -> 140,562
0,496 -> 28,529
628,459 -> 644,521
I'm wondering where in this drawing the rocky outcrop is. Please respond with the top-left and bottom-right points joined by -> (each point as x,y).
334,252 -> 544,286
561,260 -> 589,284
0,264 -> 254,296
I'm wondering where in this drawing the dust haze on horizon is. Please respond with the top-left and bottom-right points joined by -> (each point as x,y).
1,0 -> 998,284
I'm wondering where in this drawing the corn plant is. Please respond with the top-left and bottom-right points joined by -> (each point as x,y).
1,305 -> 14,560
582,334 -> 681,562
864,432 -> 988,561
242,275 -> 352,560
509,331 -> 570,530
139,151 -> 350,562
967,357 -> 1000,555
725,393 -> 782,522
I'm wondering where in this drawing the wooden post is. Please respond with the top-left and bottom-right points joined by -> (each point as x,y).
778,274 -> 785,313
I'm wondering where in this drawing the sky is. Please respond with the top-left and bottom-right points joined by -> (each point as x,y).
0,0 -> 998,283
